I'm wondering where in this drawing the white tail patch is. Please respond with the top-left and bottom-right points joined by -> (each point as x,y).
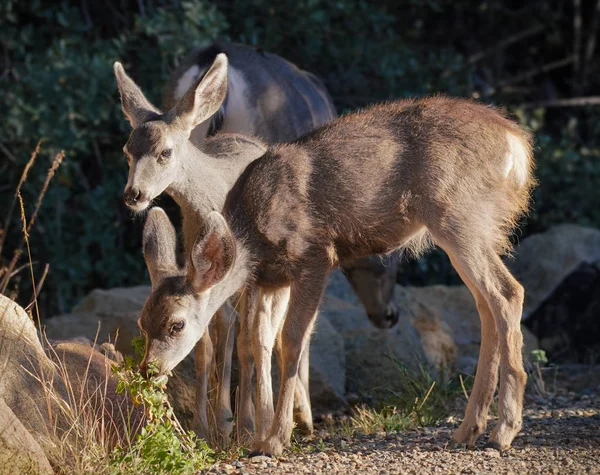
504,132 -> 530,188
174,65 -> 202,101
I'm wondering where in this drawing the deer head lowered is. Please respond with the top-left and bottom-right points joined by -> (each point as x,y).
135,68 -> 535,458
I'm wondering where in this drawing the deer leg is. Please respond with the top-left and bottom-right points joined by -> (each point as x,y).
439,246 -> 499,449
213,302 -> 236,439
484,255 -> 526,450
251,264 -> 328,457
192,326 -> 213,441
437,237 -> 525,450
236,288 -> 256,438
252,286 -> 289,441
274,321 -> 313,435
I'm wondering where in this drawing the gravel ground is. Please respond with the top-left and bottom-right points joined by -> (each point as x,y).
206,367 -> 600,475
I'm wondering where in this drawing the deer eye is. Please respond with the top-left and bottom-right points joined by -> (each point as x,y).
170,320 -> 185,334
159,149 -> 172,162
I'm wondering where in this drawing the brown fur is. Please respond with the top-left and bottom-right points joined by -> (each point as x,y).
212,96 -> 535,455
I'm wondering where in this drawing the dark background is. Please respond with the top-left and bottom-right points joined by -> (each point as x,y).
1,0 -> 600,316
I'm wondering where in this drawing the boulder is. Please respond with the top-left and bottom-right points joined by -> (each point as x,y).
306,313 -> 346,408
525,260 -> 600,362
507,224 -> 600,319
407,285 -> 538,372
0,294 -> 142,469
0,398 -> 53,475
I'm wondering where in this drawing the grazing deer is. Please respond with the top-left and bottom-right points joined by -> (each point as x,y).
131,53 -> 535,457
115,42 -> 342,440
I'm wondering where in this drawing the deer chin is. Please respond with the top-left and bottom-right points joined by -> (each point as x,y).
126,199 -> 151,213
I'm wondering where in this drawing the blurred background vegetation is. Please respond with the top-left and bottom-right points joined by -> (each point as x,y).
1,0 -> 600,316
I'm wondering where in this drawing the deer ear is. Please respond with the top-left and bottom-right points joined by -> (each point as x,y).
114,61 -> 161,128
172,53 -> 228,134
143,207 -> 180,288
187,211 -> 235,293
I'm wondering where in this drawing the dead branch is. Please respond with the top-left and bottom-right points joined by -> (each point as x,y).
0,151 -> 64,293
442,24 -> 546,79
25,263 -> 49,312
582,0 -> 600,89
573,0 -> 582,81
520,96 -> 600,108
494,56 -> 576,91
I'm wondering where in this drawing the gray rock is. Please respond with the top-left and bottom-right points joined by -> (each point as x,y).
0,398 -> 53,475
307,313 -> 346,407
0,294 -> 142,469
507,224 -> 600,319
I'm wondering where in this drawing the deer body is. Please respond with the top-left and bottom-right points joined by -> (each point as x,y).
214,97 -> 534,455
140,95 -> 533,455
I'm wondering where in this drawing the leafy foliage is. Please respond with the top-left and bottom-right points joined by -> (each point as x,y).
1,0 -> 600,314
109,336 -> 215,474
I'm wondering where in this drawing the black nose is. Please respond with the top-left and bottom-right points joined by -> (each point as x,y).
123,187 -> 142,206
386,307 -> 400,327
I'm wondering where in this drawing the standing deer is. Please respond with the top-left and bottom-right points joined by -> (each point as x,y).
131,53 -> 535,457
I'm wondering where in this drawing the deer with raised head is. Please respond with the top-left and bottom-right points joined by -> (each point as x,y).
130,53 -> 535,457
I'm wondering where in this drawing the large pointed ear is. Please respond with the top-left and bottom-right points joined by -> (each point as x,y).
114,61 -> 161,128
172,53 -> 229,134
187,211 -> 235,293
143,207 -> 180,288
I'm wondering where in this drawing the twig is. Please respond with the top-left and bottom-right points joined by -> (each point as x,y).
0,141 -> 41,259
26,151 -> 64,236
520,96 -> 600,108
494,56 -> 576,90
0,141 -> 17,163
459,374 -> 469,401
442,24 -> 545,78
17,192 -> 41,323
25,263 -> 49,312
573,0 -> 583,84
0,150 -> 64,293
8,261 -> 37,279
582,0 -> 600,89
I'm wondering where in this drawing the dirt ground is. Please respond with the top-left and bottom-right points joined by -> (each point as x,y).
205,365 -> 600,475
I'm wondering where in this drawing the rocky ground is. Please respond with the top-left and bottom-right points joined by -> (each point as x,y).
207,366 -> 600,475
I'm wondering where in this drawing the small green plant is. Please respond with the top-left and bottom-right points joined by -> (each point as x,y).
527,349 -> 551,397
349,362 -> 473,435
108,336 -> 215,474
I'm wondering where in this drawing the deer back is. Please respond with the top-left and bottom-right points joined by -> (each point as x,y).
162,42 -> 336,143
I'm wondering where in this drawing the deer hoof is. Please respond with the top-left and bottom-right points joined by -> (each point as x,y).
247,450 -> 272,459
483,441 -> 507,452
447,439 -> 465,450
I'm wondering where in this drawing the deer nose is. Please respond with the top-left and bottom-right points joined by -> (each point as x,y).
123,186 -> 142,206
385,307 -> 399,327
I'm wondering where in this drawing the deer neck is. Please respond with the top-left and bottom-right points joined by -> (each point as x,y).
205,238 -> 254,318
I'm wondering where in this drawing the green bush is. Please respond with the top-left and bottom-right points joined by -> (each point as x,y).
1,0 -> 599,314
